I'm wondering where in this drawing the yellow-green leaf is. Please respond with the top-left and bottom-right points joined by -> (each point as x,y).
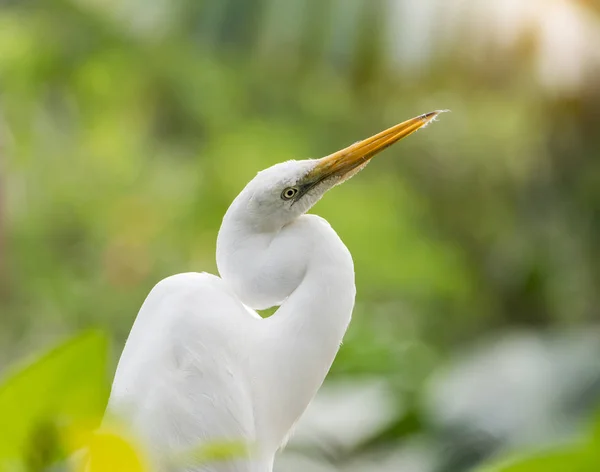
477,446 -> 600,472
85,430 -> 148,472
0,331 -> 109,464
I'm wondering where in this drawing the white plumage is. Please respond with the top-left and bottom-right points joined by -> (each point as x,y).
105,112 -> 443,471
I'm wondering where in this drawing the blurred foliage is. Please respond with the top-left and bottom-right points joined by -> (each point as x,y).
0,331 -> 116,470
0,332 -> 246,470
0,332 -> 107,462
1,0 -> 599,470
477,414 -> 600,472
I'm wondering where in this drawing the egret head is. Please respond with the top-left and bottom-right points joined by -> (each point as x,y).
232,111 -> 445,232
218,110 -> 445,308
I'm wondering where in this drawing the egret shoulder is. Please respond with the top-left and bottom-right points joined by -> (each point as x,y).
106,272 -> 259,465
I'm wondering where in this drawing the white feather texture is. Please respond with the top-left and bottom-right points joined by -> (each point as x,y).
104,112 -> 441,471
106,160 -> 355,472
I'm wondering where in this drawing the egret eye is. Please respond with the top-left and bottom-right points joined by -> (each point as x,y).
281,187 -> 299,200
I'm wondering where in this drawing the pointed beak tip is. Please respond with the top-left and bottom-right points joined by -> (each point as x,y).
417,109 -> 449,130
309,109 -> 448,182
423,109 -> 450,122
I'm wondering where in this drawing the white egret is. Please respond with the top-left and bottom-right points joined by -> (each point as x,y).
105,111 -> 444,471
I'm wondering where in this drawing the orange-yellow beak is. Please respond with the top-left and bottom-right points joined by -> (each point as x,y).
308,110 -> 445,182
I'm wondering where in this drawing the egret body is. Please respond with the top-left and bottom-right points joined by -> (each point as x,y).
105,112 -> 443,471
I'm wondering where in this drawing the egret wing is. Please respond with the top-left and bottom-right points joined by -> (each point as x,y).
106,272 -> 259,467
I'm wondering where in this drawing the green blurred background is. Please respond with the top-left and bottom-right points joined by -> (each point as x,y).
1,0 -> 600,471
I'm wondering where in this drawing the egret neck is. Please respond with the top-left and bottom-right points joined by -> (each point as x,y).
216,111 -> 445,454
217,209 -> 355,451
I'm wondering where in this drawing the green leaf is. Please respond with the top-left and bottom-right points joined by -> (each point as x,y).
0,331 -> 110,465
590,407 -> 600,444
86,430 -> 148,472
174,440 -> 250,468
477,445 -> 600,472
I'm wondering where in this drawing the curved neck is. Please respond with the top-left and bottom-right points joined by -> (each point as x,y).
261,250 -> 355,449
268,215 -> 355,348
228,215 -> 356,451
217,212 -> 355,451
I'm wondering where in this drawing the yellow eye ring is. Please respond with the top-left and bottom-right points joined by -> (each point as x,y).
281,187 -> 298,200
